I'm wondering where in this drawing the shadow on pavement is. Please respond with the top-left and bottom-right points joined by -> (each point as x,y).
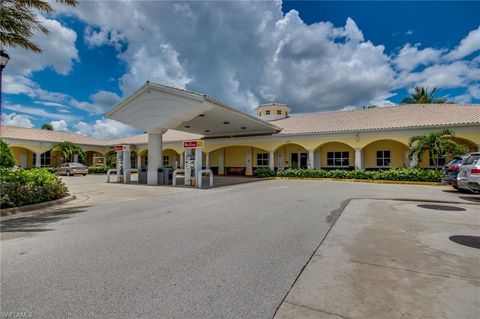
459,196 -> 480,203
0,206 -> 89,233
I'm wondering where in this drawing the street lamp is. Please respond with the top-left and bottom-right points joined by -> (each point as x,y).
0,49 -> 11,128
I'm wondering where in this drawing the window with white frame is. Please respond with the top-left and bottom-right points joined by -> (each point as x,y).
327,151 -> 349,167
376,150 -> 391,167
266,110 -> 270,115
277,110 -> 282,115
429,152 -> 446,167
256,153 -> 269,166
163,155 -> 169,166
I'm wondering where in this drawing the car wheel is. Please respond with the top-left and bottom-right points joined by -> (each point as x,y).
66,170 -> 71,176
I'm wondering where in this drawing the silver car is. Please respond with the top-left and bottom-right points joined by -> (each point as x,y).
57,163 -> 89,176
457,152 -> 480,193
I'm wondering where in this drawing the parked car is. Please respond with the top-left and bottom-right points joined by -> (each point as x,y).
457,152 -> 480,193
57,163 -> 89,176
441,156 -> 466,189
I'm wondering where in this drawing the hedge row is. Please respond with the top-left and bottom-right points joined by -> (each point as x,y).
276,168 -> 443,182
1,168 -> 69,208
87,166 -> 112,174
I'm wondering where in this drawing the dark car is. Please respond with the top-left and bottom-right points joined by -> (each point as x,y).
441,156 -> 466,189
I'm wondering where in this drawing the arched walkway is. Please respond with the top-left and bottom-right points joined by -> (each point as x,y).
362,139 -> 409,169
209,145 -> 269,175
10,146 -> 35,168
85,151 -> 105,166
314,142 -> 355,169
274,143 -> 309,169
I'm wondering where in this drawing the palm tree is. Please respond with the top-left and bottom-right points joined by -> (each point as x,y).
401,86 -> 447,104
408,129 -> 468,168
1,0 -> 78,53
51,141 -> 85,163
41,123 -> 53,130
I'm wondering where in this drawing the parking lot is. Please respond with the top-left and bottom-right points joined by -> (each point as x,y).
1,177 -> 478,318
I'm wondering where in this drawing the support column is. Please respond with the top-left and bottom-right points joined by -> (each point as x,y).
355,148 -> 363,170
73,154 -> 79,163
35,152 -> 42,168
308,149 -> 314,169
410,156 -> 418,168
180,152 -> 184,168
116,149 -> 123,182
246,148 -> 253,176
269,151 -> 275,170
205,152 -> 210,169
195,148 -> 203,188
147,132 -> 163,185
314,151 -> 321,169
218,150 -> 225,175
137,154 -> 142,169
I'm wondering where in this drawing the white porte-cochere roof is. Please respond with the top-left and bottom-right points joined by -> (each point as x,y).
106,82 -> 281,137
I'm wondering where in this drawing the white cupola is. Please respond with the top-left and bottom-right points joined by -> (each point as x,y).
255,103 -> 291,121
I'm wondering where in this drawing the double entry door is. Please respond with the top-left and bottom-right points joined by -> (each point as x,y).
291,152 -> 308,169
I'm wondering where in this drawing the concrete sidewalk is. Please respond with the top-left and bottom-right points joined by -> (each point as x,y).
275,199 -> 480,319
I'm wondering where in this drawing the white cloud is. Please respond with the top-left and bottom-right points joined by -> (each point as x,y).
398,59 -> 480,89
394,44 -> 444,72
75,119 -> 138,140
446,25 -> 480,60
84,26 -> 126,49
50,120 -> 69,131
57,2 -> 396,112
70,90 -> 121,114
4,103 -> 79,122
6,15 -> 78,76
1,113 -> 34,128
3,75 -> 68,102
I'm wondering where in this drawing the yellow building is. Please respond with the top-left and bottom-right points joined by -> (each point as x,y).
1,83 -> 479,179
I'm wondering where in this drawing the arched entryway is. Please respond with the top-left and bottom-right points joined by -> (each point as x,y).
208,145 -> 270,175
274,143 -> 309,169
362,139 -> 409,169
9,146 -> 35,168
314,142 -> 355,170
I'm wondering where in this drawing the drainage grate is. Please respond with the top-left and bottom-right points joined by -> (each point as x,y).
449,235 -> 480,249
417,204 -> 466,211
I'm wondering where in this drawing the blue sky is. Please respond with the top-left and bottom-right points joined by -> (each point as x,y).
2,1 -> 479,139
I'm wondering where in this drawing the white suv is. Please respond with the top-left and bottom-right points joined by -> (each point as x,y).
457,152 -> 480,193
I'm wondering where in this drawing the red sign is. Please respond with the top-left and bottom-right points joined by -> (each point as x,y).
115,145 -> 124,151
183,140 -> 204,148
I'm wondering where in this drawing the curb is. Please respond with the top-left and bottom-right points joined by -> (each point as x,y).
1,194 -> 77,217
276,177 -> 442,186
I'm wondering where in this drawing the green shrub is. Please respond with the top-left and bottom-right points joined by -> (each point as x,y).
276,168 -> 442,182
255,167 -> 276,178
0,139 -> 15,168
0,168 -> 68,208
87,166 -> 112,174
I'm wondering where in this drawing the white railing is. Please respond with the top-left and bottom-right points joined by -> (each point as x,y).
198,169 -> 213,188
106,169 -> 117,183
172,169 -> 185,186
124,168 -> 138,184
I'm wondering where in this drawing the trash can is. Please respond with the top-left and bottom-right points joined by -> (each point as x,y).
157,168 -> 165,185
139,167 -> 148,184
163,167 -> 173,185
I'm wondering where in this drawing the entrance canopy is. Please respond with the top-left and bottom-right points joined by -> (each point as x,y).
106,82 -> 281,137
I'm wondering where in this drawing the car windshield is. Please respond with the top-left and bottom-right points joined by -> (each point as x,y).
447,158 -> 463,165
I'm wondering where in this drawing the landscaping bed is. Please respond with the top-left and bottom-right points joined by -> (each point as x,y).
0,168 -> 69,209
276,168 -> 443,182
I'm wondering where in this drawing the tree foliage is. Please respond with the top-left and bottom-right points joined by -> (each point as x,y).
401,86 -> 447,104
0,0 -> 77,53
408,129 -> 468,168
41,123 -> 54,130
0,139 -> 16,168
51,141 -> 85,163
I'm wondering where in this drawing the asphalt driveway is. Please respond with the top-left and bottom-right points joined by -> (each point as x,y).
1,178 -> 476,318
